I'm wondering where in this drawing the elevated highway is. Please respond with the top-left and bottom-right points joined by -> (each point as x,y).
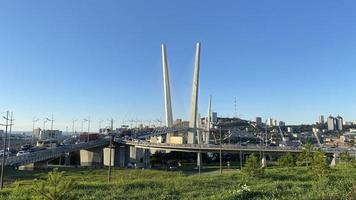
3,138 -> 109,167
118,139 -> 356,155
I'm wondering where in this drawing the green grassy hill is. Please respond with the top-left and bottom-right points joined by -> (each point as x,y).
0,165 -> 355,200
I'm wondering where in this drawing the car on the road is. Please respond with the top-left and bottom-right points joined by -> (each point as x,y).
16,151 -> 30,156
0,150 -> 10,156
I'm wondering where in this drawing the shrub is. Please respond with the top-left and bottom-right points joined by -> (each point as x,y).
32,171 -> 77,200
297,143 -> 313,167
278,153 -> 295,167
311,150 -> 329,178
243,154 -> 264,178
340,151 -> 352,163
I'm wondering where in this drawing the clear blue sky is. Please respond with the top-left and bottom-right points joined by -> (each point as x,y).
1,1 -> 356,131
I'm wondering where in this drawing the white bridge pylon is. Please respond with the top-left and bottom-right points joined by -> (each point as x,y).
161,42 -> 202,144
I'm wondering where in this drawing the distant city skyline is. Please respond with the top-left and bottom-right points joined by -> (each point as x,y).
1,1 -> 356,131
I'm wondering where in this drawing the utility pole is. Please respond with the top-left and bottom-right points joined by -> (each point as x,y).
51,115 -> 53,130
234,97 -> 237,118
87,118 -> 90,142
219,126 -> 222,174
43,118 -> 48,131
107,119 -> 113,184
7,112 -> 14,153
45,115 -> 54,131
99,120 -> 103,133
1,111 -> 9,189
239,131 -> 242,170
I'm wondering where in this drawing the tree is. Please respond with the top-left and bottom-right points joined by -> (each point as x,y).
278,153 -> 295,167
32,171 -> 77,200
312,150 -> 329,178
243,153 -> 264,177
297,143 -> 314,167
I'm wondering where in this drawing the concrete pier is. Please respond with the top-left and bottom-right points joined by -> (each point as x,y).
80,147 -> 103,167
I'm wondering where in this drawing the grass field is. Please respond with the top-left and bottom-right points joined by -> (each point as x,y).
0,164 -> 355,200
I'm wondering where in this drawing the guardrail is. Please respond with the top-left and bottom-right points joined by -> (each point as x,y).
3,138 -> 109,166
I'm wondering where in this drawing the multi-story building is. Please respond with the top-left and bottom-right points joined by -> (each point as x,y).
327,115 -> 344,131
39,130 -> 62,140
267,118 -> 274,126
211,112 -> 218,123
319,115 -> 325,124
33,128 -> 41,138
327,116 -> 335,131
256,117 -> 262,126
273,119 -> 278,126
287,127 -> 294,133
279,121 -> 286,127
336,115 -> 343,131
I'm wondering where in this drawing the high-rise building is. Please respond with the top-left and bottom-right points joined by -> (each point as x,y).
256,117 -> 262,126
319,115 -> 325,124
211,112 -> 218,123
273,119 -> 278,126
279,121 -> 286,127
336,115 -> 343,131
327,116 -> 336,131
267,118 -> 273,126
327,115 -> 343,131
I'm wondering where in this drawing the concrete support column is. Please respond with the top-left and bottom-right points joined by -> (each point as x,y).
64,152 -> 71,165
261,154 -> 267,168
103,146 -> 120,167
197,152 -> 202,168
143,149 -> 151,169
330,153 -> 339,167
80,147 -> 103,167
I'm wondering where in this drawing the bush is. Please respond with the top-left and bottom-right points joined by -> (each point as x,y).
278,153 -> 295,167
296,143 -> 313,167
32,171 -> 77,200
311,150 -> 329,178
243,154 -> 264,178
340,151 -> 352,163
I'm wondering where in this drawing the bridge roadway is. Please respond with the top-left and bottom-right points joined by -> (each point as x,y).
119,140 -> 356,155
2,138 -> 110,167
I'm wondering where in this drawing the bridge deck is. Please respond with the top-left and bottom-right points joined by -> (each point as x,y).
2,138 -> 109,167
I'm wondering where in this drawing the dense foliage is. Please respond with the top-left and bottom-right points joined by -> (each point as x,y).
277,153 -> 295,167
